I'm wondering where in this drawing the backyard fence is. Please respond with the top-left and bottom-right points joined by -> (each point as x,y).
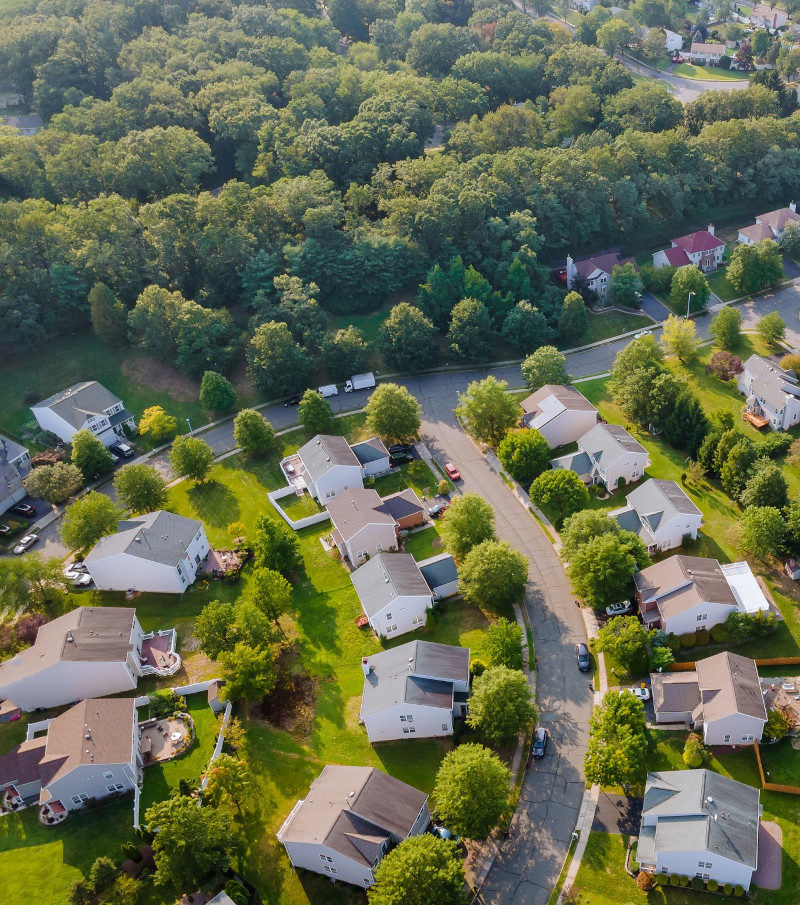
268,485 -> 331,531
754,741 -> 800,796
173,678 -> 223,696
669,657 -> 800,672
200,700 -> 233,792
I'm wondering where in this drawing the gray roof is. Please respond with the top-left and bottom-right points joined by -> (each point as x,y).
418,553 -> 458,591
696,652 -> 767,724
360,640 -> 469,717
642,770 -> 760,868
377,488 -> 424,521
579,423 -> 647,467
297,434 -> 361,482
742,354 -> 800,411
326,489 -> 395,542
626,479 -> 702,523
351,437 -> 389,465
32,381 -> 124,430
84,511 -> 203,568
0,435 -> 28,465
651,672 -> 701,716
350,553 -> 431,618
550,450 -> 592,476
635,555 -> 737,620
613,506 -> 643,535
0,459 -> 24,505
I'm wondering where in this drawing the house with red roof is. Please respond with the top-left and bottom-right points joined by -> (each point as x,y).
565,251 -> 638,300
652,225 -> 725,273
738,202 -> 799,245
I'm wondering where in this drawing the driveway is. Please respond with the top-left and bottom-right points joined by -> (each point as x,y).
400,373 -> 593,905
639,291 -> 671,323
752,821 -> 782,890
591,793 -> 643,835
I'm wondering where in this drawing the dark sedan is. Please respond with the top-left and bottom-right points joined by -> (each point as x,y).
532,726 -> 548,758
576,642 -> 591,672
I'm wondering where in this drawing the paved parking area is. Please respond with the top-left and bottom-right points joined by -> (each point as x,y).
752,821 -> 782,890
591,793 -> 643,835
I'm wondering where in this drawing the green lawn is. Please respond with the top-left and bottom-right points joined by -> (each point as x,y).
373,459 -> 441,499
402,524 -> 444,561
275,491 -> 324,520
706,268 -> 739,302
578,310 -> 653,346
672,63 -> 747,80
758,737 -> 800,788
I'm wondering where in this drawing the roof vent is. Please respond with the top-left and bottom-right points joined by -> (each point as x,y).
408,657 -> 413,663
706,796 -> 714,805
85,733 -> 91,740
135,536 -> 141,542
349,791 -> 355,797
66,633 -> 74,643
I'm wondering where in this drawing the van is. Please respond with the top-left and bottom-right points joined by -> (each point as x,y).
317,384 -> 339,397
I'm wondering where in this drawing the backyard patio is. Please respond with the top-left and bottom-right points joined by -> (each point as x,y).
139,715 -> 194,764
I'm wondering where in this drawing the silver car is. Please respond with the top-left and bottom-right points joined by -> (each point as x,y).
14,534 -> 38,554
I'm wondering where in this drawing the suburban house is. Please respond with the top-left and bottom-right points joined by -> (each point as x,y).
2,114 -> 43,135
350,438 -> 390,477
327,488 -> 399,567
738,202 -> 800,244
737,354 -> 800,430
651,652 -> 768,745
550,423 -> 649,490
609,479 -> 703,554
0,607 -> 180,711
283,435 -> 363,502
84,511 -> 209,594
519,384 -> 598,447
652,226 -> 725,273
350,553 -> 433,638
635,555 -> 770,635
277,765 -> 430,888
749,4 -> 788,29
0,698 -> 140,817
0,435 -> 30,517
664,28 -> 683,52
359,640 -> 470,742
637,769 -> 761,889
565,252 -> 638,300
687,42 -> 726,64
31,381 -> 136,446
379,488 -> 426,531
418,552 -> 460,600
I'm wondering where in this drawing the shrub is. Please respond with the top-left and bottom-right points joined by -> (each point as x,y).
724,884 -> 733,894
733,885 -> 744,897
470,658 -> 487,678
679,632 -> 697,649
637,872 -> 656,891
14,613 -> 48,643
68,878 -> 92,905
694,628 -> 710,646
617,476 -> 626,490
763,708 -> 791,742
707,879 -> 719,891
683,732 -> 707,768
669,874 -> 680,886
710,623 -> 729,643
425,610 -> 435,632
149,689 -> 182,719
665,633 -> 681,652
654,873 -> 669,885
121,842 -> 141,863
437,479 -> 450,495
691,876 -> 705,890
780,353 -> 800,373
224,880 -> 251,905
679,875 -> 690,886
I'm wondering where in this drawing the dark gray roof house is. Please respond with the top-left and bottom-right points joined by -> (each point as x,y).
418,552 -> 459,600
297,435 -> 360,482
350,437 -> 389,467
350,553 -> 433,638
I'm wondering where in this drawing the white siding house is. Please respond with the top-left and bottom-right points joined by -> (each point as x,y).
286,435 -> 364,502
519,385 -> 598,448
350,438 -> 390,477
737,354 -> 800,431
326,488 -> 399,566
0,435 -> 30,516
84,511 -> 209,594
609,479 -> 703,554
652,227 -> 725,273
350,553 -> 433,638
31,382 -> 136,446
550,423 -> 649,490
278,765 -> 429,889
687,42 -> 726,64
565,251 -> 638,301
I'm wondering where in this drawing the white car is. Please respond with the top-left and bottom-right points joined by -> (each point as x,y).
63,562 -> 88,577
606,601 -> 632,617
635,330 -> 652,339
622,687 -> 650,701
14,534 -> 38,555
64,568 -> 93,586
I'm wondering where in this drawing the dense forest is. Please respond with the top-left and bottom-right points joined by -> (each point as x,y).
2,0 -> 800,390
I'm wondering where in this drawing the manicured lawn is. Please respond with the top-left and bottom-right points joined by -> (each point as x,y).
568,310 -> 652,348
758,737 -> 800,788
672,63 -> 747,80
275,491 -> 324,520
373,459 -> 441,499
706,268 -> 739,302
402,523 -> 444,561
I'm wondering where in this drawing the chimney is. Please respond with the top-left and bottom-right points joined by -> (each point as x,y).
791,201 -> 797,213
361,657 -> 371,677
707,224 -> 715,237
566,254 -> 577,289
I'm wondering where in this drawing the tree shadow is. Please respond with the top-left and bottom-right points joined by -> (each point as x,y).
187,480 -> 240,528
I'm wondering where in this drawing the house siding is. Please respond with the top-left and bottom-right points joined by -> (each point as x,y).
538,409 -> 598,449
48,760 -> 136,812
661,601 -> 738,637
595,452 -> 648,489
650,514 -> 703,553
704,713 -> 765,746
360,457 -> 390,478
345,524 -> 399,566
282,841 -> 378,888
369,594 -> 433,638
0,660 -> 137,712
651,848 -> 754,890
308,466 -> 363,502
363,702 -> 454,743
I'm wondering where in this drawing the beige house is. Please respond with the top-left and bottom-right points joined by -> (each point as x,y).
738,202 -> 800,244
327,488 -> 399,566
519,385 -> 598,448
687,42 -> 726,64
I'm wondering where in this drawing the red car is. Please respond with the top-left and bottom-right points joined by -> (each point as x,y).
444,462 -> 461,481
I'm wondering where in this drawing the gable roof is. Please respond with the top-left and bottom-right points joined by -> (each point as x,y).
625,479 -> 702,530
695,652 -> 767,724
651,672 -> 701,717
84,511 -> 203,568
672,230 -> 724,254
520,384 -> 597,430
756,207 -> 800,231
279,765 -> 428,865
635,555 -> 737,619
297,435 -> 360,482
738,221 -> 775,243
350,553 -> 431,617
32,381 -> 124,430
690,42 -> 725,53
377,488 -> 425,521
326,488 -> 395,542
572,252 -> 637,281
741,354 -> 800,412
660,247 -> 692,268
579,423 -> 647,467
350,437 -> 389,466
0,435 -> 28,465
418,553 -> 458,591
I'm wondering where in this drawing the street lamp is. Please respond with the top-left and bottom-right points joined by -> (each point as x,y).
686,290 -> 695,320
186,418 -> 193,435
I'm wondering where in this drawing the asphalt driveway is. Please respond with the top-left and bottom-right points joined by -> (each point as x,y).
591,793 -> 643,835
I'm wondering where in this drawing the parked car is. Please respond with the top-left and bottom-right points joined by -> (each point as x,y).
605,601 -> 632,617
388,443 -> 414,455
69,572 -> 93,587
429,825 -> 461,844
11,503 -> 35,517
622,687 -> 650,701
575,642 -> 590,672
389,452 -> 414,467
0,524 -> 11,537
532,726 -> 549,758
428,500 -> 449,519
283,394 -> 301,407
63,562 -> 89,578
14,534 -> 38,554
444,462 -> 461,481
109,440 -> 134,458
634,330 -> 652,340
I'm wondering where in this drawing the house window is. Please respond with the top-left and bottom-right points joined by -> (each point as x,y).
442,724 -> 448,731
400,716 -> 407,721
320,855 -> 333,862
741,735 -> 755,741
107,783 -> 125,792
407,715 -> 413,722
71,794 -> 89,805
325,491 -> 335,499
696,614 -> 707,622
661,868 -> 667,873
385,613 -> 392,620
364,879 -> 371,885
632,470 -> 639,478
376,543 -> 383,552
724,734 -> 731,742
409,728 -> 416,733
391,624 -> 397,631
357,550 -> 367,559
103,771 -> 114,780
698,862 -> 705,868
403,727 -> 410,733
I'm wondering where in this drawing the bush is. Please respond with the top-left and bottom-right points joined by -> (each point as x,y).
669,874 -> 680,886
149,688 -> 183,719
679,632 -> 697,649
14,613 -> 48,643
691,876 -> 705,890
679,875 -> 690,887
710,623 -> 729,643
617,476 -> 626,490
665,633 -> 681,652
121,842 -> 141,863
760,432 -> 793,458
724,884 -> 733,894
637,872 -> 656,891
733,885 -> 744,897
470,658 -> 487,678
68,878 -> 92,905
437,479 -> 450,495
694,628 -> 710,646
224,880 -> 251,905
683,732 -> 706,768
707,879 -> 719,891
425,610 -> 435,632
654,873 -> 669,885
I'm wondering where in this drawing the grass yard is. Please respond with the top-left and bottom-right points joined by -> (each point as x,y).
757,737 -> 800,788
672,63 -> 747,80
373,459 -> 442,499
275,491 -> 324,520
706,268 -> 739,302
402,523 -> 444,561
577,310 -> 653,347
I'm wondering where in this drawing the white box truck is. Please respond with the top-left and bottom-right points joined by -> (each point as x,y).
345,372 -> 376,393
317,384 -> 339,397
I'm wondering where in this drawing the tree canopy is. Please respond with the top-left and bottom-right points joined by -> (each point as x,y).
439,492 -> 495,561
365,383 -> 422,443
456,376 -> 519,447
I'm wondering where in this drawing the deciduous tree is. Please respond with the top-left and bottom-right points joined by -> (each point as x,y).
568,531 -> 650,610
245,567 -> 292,629
321,326 -> 370,380
369,835 -> 466,905
71,429 -> 114,481
460,539 -> 528,611
0,556 -> 71,612
252,515 -> 301,576
61,492 -> 120,554
558,291 -> 589,342
584,691 -> 647,788
608,262 -> 643,308
219,642 -> 277,702
233,409 -> 275,458
89,282 -> 127,345
728,240 -> 784,295
659,314 -> 700,362
23,462 -> 83,503
740,457 -> 788,510
485,617 -> 524,670
247,321 -> 309,397
202,753 -> 251,819
113,464 -> 167,513
669,266 -> 710,313
757,310 -> 787,347
139,406 -> 178,443
708,306 -> 742,350
170,436 -> 215,483
365,383 -> 421,444
378,303 -> 437,372
560,508 -> 620,561
521,346 -> 569,391
200,371 -> 236,413
597,616 -> 651,675
448,297 -> 495,361
440,492 -> 495,561
456,376 -> 519,447
298,389 -> 334,434
194,599 -> 236,660
497,429 -> 551,487
705,351 -> 743,381
740,505 -> 785,560
529,470 -> 589,526
502,301 -> 551,354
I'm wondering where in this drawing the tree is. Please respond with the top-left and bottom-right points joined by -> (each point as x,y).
529,470 -> 590,526
0,556 -> 71,612
247,321 -> 309,397
558,291 -> 589,342
669,266 -> 710,313
456,376 -> 519,447
740,506 -> 785,560
194,599 -> 236,659
728,240 -> 784,295
233,409 -> 275,458
298,390 -> 334,434
439,492 -> 495,561
569,531 -> 650,610
608,262 -> 643,308
521,346 -> 569,391
378,303 -> 437,372
757,310 -> 787,347
780,220 -> 800,259
659,314 -> 700,362
61,492 -> 120,553
365,383 -> 421,444
219,642 -> 277,702
682,732 -> 707,768
252,515 -> 301,576
113,464 -> 167,513
596,17 -> 633,55
448,298 -> 495,361
502,301 -> 551,354
705,351 -> 743,381
145,794 -> 238,889
245,567 -> 292,629
560,509 -> 620,561
740,458 -> 788,510
202,752 -> 250,819
170,436 -> 215,483
597,616 -> 651,676
720,438 -> 758,500
70,429 -> 114,481
763,708 -> 790,742
432,743 -> 511,840
368,835 -> 466,905
497,429 -> 551,487
23,462 -> 83,503
139,406 -> 178,443
200,371 -> 236,413
460,540 -> 528,611
709,306 -> 742,350
584,691 -> 647,788
485,617 -> 524,670
89,282 -> 127,345
322,326 -> 370,380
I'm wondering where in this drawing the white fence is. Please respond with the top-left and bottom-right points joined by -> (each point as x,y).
173,678 -> 223,696
200,700 -> 233,792
268,485 -> 331,531
26,718 -> 52,741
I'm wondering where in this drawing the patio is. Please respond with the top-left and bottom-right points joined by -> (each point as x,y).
281,455 -> 307,490
200,548 -> 246,577
140,631 -> 180,675
39,799 -> 68,826
139,715 -> 194,765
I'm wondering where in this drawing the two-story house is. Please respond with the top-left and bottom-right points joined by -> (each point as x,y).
0,698 -> 141,817
326,488 -> 399,567
749,4 -> 788,30
84,511 -> 209,594
0,435 -> 30,516
31,382 -> 136,447
284,435 -> 364,502
687,42 -> 726,64
652,226 -> 725,273
737,354 -> 800,430
550,423 -> 649,490
278,765 -> 430,889
738,202 -> 800,244
609,479 -> 703,553
519,385 -> 598,448
565,252 -> 638,301
350,553 -> 433,638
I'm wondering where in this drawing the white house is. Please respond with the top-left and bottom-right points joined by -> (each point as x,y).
0,698 -> 141,816
664,29 -> 683,52
519,384 -> 598,448
31,381 -> 136,446
285,435 -> 364,502
350,438 -> 390,477
277,765 -> 430,889
326,488 -> 399,567
652,226 -> 725,273
749,4 -> 788,30
609,479 -> 703,554
359,641 -> 470,743
738,202 -> 800,244
737,354 -> 800,431
637,769 -> 761,889
0,435 -> 30,517
550,423 -> 649,490
0,607 -> 180,712
687,41 -> 726,64
418,552 -> 460,600
350,553 -> 433,638
84,511 -> 209,594
565,252 -> 638,300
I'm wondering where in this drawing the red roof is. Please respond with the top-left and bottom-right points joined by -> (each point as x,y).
662,247 -> 692,267
672,230 -> 724,254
